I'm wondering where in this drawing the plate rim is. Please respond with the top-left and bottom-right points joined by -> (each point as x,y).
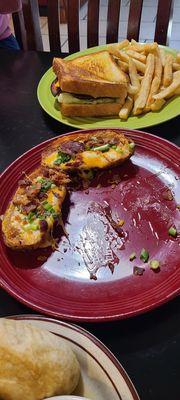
37,44 -> 180,130
0,128 -> 180,322
4,313 -> 140,400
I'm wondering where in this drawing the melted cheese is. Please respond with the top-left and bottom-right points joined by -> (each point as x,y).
47,187 -> 65,211
44,151 -> 58,167
104,148 -> 121,162
81,151 -> 109,169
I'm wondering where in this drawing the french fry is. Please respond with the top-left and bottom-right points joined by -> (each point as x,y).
127,84 -> 139,95
173,62 -> 180,71
153,71 -> 180,99
163,54 -> 174,87
126,49 -> 146,63
107,40 -> 129,55
144,77 -> 161,111
119,96 -> 133,120
117,59 -> 129,72
115,50 -> 146,73
151,99 -> 166,111
117,50 -> 130,63
130,40 -> 158,53
133,53 -> 155,115
132,58 -> 146,73
129,58 -> 140,91
174,86 -> 180,95
145,55 -> 162,110
159,48 -> 166,67
154,54 -> 163,81
176,52 -> 180,63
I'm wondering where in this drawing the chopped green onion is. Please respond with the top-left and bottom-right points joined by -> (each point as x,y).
129,142 -> 135,150
43,202 -> 53,211
168,226 -> 177,237
149,260 -> 160,270
92,144 -> 110,152
24,223 -> 39,231
54,151 -> 71,165
111,145 -> 117,150
140,248 -> 149,263
129,252 -> 136,261
27,211 -> 36,222
116,147 -> 124,154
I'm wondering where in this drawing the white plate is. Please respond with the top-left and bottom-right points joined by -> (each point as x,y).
6,315 -> 139,400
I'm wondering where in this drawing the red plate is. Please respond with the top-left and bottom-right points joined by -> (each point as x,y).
0,129 -> 180,321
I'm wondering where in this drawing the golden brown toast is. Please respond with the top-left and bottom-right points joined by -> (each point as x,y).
53,51 -> 127,98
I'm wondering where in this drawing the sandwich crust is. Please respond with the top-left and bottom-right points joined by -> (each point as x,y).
60,101 -> 124,117
53,54 -> 128,99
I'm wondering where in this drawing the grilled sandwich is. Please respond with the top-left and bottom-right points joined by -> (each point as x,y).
52,51 -> 128,117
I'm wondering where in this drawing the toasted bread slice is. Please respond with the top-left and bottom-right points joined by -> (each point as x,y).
69,50 -> 127,83
53,53 -> 127,98
60,100 -> 124,117
2,168 -> 68,250
42,130 -> 135,172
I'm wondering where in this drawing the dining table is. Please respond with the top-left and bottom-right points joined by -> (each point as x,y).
0,48 -> 180,400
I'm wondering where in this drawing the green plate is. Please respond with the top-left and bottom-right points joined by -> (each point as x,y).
37,44 -> 180,130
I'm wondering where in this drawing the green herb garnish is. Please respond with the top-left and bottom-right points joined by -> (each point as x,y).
111,145 -> 117,150
129,252 -> 136,261
149,260 -> 160,270
92,144 -> 110,152
54,151 -> 71,165
140,248 -> 149,263
42,202 -> 59,219
168,226 -> 177,237
27,211 -> 37,222
24,223 -> 39,231
129,142 -> 135,150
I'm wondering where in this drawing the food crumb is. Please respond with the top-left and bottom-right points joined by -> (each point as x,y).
162,189 -> 174,201
133,266 -> 145,276
129,252 -> 136,261
117,219 -> 125,227
37,255 -> 48,262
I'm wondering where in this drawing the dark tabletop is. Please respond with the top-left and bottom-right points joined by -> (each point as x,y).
0,49 -> 179,400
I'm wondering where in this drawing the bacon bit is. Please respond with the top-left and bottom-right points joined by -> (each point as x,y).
133,266 -> 145,276
21,203 -> 37,214
162,189 -> 174,201
117,219 -> 125,227
37,255 -> 48,262
18,178 -> 31,187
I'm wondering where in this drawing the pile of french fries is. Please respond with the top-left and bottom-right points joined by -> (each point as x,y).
107,39 -> 180,120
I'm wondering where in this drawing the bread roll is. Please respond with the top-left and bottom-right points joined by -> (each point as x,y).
0,318 -> 80,400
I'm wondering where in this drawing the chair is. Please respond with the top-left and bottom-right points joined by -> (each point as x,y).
12,0 -> 174,53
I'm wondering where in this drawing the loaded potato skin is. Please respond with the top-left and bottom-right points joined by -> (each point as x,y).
2,168 -> 68,250
42,130 -> 135,172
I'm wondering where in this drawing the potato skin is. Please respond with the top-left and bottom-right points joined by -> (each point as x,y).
2,168 -> 66,250
42,129 -> 134,171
